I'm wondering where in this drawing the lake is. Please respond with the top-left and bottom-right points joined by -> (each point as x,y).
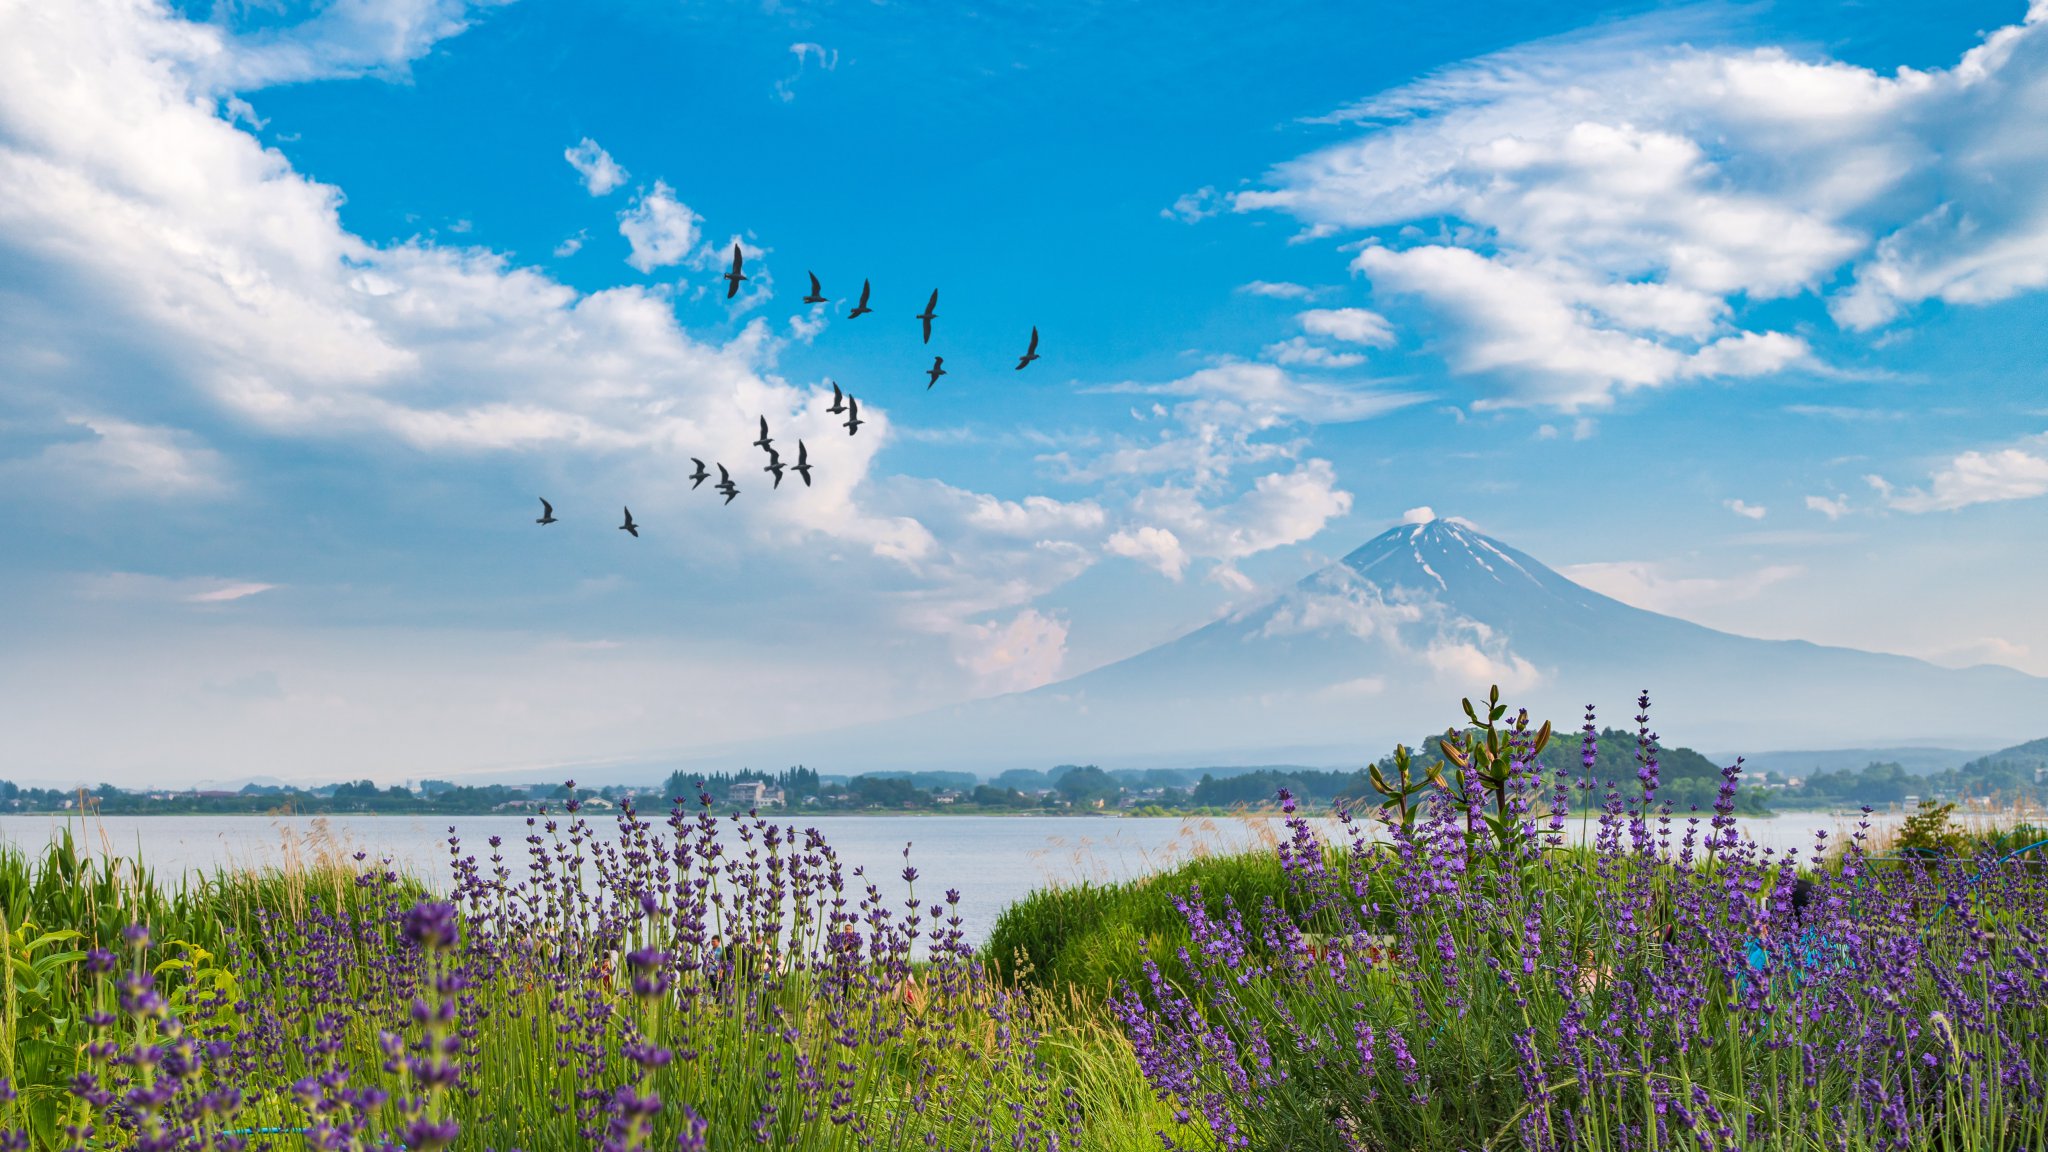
0,809 -> 1895,945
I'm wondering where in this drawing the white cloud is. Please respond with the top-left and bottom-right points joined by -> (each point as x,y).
564,137 -> 628,196
1101,361 -> 1428,439
78,573 -> 275,603
1106,526 -> 1189,580
950,608 -> 1069,695
16,418 -> 229,498
1878,444 -> 2048,512
1724,498 -> 1766,520
1400,506 -> 1435,525
617,180 -> 700,272
1234,5 -> 2048,407
1237,280 -> 1320,300
1162,186 -> 1223,223
1805,494 -> 1851,520
1128,458 -> 1354,567
554,230 -> 585,258
187,581 -> 277,603
1297,307 -> 1396,347
1261,337 -> 1365,368
774,42 -> 838,102
190,0 -> 514,92
1559,559 -> 1805,617
0,0 -> 1115,668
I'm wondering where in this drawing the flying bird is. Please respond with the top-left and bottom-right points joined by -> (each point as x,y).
716,465 -> 739,504
827,381 -> 846,414
619,507 -> 639,538
722,244 -> 747,299
1015,326 -> 1040,370
844,394 -> 863,436
925,356 -> 946,390
802,271 -> 827,305
916,289 -> 938,343
793,441 -> 812,487
848,279 -> 873,318
754,416 -> 774,451
764,446 -> 786,488
689,458 -> 709,489
536,497 -> 557,525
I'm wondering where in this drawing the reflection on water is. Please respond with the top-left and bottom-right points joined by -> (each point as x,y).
0,809 -> 1901,945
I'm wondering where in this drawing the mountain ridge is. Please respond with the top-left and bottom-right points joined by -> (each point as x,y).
610,517 -> 2048,779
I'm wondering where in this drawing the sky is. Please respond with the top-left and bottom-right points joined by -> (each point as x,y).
3,0 -> 2047,786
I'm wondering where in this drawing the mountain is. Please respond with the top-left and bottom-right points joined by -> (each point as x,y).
669,517 -> 2048,778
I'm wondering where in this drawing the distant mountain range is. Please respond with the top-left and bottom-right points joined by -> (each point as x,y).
632,517 -> 2048,780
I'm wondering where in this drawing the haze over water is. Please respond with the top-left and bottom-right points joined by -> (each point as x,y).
0,811 -> 1899,945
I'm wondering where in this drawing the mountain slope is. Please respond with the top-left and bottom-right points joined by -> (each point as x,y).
701,518 -> 2048,775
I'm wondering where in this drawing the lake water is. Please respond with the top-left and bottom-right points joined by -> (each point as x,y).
0,810 -> 1894,945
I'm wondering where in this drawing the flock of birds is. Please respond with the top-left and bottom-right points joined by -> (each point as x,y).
538,245 -> 1042,538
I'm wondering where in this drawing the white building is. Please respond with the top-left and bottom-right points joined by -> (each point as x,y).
727,781 -> 785,808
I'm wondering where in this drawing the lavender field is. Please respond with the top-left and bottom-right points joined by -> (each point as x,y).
3,693 -> 2046,1151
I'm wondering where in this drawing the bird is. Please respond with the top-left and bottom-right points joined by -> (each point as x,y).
688,458 -> 709,489
802,271 -> 827,305
844,394 -> 863,436
1015,326 -> 1039,370
764,446 -> 786,488
722,244 -> 747,299
916,289 -> 938,343
827,381 -> 846,415
619,507 -> 639,537
848,279 -> 873,318
754,416 -> 774,451
925,356 -> 946,390
536,497 -> 557,525
793,441 -> 812,487
716,465 -> 739,504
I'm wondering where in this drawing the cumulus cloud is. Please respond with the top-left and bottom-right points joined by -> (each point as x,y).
564,137 -> 628,196
950,608 -> 1069,695
1297,307 -> 1396,347
0,0 -> 1121,680
1254,566 -> 1543,691
1162,186 -> 1224,223
617,181 -> 701,272
13,418 -> 230,498
1234,5 -> 2048,408
1877,443 -> 2048,512
1806,493 -> 1851,520
1724,498 -> 1766,520
1106,525 -> 1189,580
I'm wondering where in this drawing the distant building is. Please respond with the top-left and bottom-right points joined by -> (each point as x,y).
728,781 -> 785,809
933,789 -> 962,805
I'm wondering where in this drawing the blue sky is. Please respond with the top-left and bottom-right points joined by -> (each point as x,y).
3,0 -> 2046,785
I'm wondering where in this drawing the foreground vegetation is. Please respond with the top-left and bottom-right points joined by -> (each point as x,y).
3,689 -> 2046,1150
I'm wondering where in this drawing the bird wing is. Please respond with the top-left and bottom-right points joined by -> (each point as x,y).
808,271 -> 821,295
925,289 -> 938,313
731,245 -> 743,273
1028,326 -> 1039,353
718,465 -> 731,482
540,497 -> 552,514
759,416 -> 769,439
797,441 -> 808,464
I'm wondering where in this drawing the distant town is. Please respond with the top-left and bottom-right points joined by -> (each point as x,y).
5,730 -> 2043,818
